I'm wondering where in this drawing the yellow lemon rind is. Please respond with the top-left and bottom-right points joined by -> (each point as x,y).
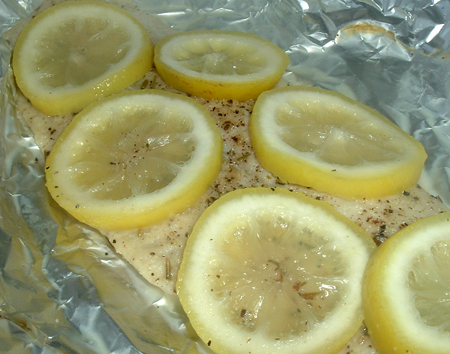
249,86 -> 427,199
177,187 -> 375,354
45,89 -> 223,230
13,0 -> 153,116
362,212 -> 450,354
154,30 -> 289,100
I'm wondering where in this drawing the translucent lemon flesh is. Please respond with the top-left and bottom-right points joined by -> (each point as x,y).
45,90 -> 222,230
177,187 -> 375,354
208,211 -> 347,338
277,100 -> 401,166
35,18 -> 130,87
249,85 -> 427,199
13,0 -> 153,115
169,38 -> 265,76
154,30 -> 289,100
409,241 -> 450,331
68,105 -> 194,200
363,212 -> 450,354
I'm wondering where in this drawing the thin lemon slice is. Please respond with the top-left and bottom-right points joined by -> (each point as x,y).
45,90 -> 222,230
249,86 -> 427,199
362,212 -> 450,354
12,0 -> 153,116
154,30 -> 289,100
177,187 -> 375,354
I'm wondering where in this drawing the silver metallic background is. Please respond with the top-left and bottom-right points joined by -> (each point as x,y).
0,0 -> 449,353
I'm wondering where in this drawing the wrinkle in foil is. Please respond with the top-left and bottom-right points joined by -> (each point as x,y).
1,0 -> 450,353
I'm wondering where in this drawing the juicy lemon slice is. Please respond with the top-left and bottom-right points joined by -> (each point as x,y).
154,30 -> 289,100
177,187 -> 375,354
249,86 -> 427,199
12,0 -> 153,116
45,90 -> 222,231
363,212 -> 450,354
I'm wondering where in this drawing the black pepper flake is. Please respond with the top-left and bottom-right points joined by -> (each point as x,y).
222,121 -> 232,130
373,224 -> 388,245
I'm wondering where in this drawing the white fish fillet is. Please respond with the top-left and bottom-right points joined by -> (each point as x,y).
7,1 -> 449,353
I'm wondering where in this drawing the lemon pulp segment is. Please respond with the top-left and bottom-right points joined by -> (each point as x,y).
45,90 -> 222,230
154,30 -> 289,100
363,212 -> 450,354
13,0 -> 153,115
249,85 -> 427,199
177,187 -> 375,354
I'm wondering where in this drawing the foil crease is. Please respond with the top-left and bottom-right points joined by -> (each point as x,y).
0,0 -> 449,353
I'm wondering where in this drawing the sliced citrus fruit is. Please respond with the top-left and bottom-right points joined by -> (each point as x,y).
12,0 -> 153,116
363,212 -> 450,354
177,187 -> 375,354
154,30 -> 289,100
249,85 -> 427,199
45,89 -> 222,231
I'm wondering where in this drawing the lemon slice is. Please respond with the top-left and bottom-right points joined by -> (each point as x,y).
45,90 -> 222,231
12,0 -> 153,116
249,85 -> 427,199
154,30 -> 289,100
177,187 -> 375,354
363,212 -> 450,354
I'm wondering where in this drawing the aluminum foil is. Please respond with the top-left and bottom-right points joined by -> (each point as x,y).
1,0 -> 449,353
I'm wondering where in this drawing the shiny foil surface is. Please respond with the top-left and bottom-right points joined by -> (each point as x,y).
1,0 -> 449,353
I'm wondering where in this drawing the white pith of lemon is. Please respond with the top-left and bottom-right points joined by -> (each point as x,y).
154,30 -> 289,100
362,212 -> 450,354
12,0 -> 153,116
177,187 -> 375,354
45,89 -> 223,231
249,85 -> 427,199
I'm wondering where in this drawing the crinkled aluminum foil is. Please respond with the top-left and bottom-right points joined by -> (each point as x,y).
0,0 -> 449,353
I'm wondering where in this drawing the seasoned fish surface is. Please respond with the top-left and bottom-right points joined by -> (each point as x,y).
8,1 -> 449,353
